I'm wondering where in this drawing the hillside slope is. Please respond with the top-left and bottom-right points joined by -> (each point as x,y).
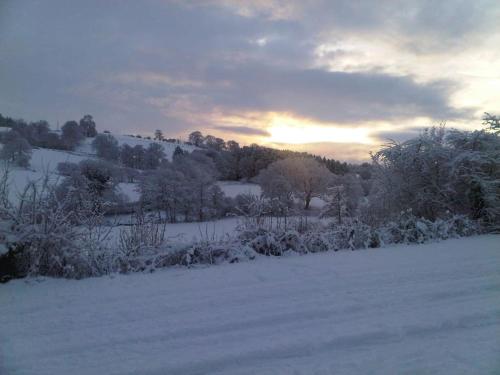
4,134 -> 196,203
1,235 -> 499,375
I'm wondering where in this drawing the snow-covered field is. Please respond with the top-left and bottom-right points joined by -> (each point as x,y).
3,135 -> 197,203
106,217 -> 244,244
217,181 -> 261,198
1,235 -> 499,375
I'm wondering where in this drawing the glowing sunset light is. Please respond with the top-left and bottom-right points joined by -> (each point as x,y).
267,115 -> 371,144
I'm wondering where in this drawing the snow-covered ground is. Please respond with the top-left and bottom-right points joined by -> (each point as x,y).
3,134 -> 197,203
217,181 -> 261,198
1,235 -> 499,375
106,217 -> 244,244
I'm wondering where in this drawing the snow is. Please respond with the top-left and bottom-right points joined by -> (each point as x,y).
116,182 -> 140,202
1,235 -> 499,375
217,181 -> 261,198
112,134 -> 197,161
4,134 -> 196,202
106,217 -> 243,244
30,148 -> 92,172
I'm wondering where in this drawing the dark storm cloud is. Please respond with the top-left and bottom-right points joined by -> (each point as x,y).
0,0 -> 494,137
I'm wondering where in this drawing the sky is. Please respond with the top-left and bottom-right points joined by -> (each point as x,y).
1,0 -> 499,161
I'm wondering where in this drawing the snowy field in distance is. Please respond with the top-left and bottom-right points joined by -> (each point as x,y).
217,181 -> 261,198
1,235 -> 499,375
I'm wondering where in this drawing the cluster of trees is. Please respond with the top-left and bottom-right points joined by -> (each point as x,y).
0,131 -> 32,167
91,134 -> 166,171
140,149 -> 233,223
187,131 -> 349,181
56,159 -> 123,216
366,125 -> 499,229
0,114 -> 97,167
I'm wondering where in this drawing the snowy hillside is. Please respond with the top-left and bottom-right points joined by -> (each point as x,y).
4,134 -> 196,202
1,235 -> 499,375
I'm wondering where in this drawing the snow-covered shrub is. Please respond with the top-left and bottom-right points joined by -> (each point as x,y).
0,168 -> 118,280
278,230 -> 306,253
443,215 -> 480,238
182,241 -> 256,266
118,213 -> 166,257
302,231 -> 329,253
0,130 -> 32,167
2,181 -> 91,279
387,210 -> 436,244
250,232 -> 282,256
378,211 -> 480,246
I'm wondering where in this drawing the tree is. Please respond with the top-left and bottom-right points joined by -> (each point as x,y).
370,125 -> 499,228
154,129 -> 164,141
92,134 -> 119,161
205,135 -> 225,151
140,165 -> 186,223
257,157 -> 333,210
174,151 -> 218,221
188,131 -> 204,147
57,159 -> 119,215
321,185 -> 348,224
61,121 -> 84,149
119,144 -> 134,168
483,112 -> 500,134
79,115 -> 97,137
173,146 -> 186,161
28,120 -> 51,146
143,143 -> 165,169
131,145 -> 146,169
0,131 -> 32,167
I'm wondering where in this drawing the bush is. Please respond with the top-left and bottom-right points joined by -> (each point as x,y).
0,131 -> 32,167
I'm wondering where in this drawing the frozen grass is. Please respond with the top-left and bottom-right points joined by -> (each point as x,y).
1,235 -> 499,375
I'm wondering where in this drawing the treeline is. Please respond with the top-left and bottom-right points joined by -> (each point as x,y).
186,130 -> 349,180
0,113 -> 96,150
92,134 -> 165,174
0,113 -> 98,167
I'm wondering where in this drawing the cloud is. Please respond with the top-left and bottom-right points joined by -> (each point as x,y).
0,0 -> 497,161
202,63 -> 466,123
373,128 -> 425,143
213,125 -> 270,137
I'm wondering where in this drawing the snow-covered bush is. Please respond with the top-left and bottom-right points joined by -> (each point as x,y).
370,126 -> 499,230
0,131 -> 32,167
302,231 -> 330,253
182,241 -> 256,266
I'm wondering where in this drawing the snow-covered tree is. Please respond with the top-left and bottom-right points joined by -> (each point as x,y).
483,112 -> 500,134
140,166 -> 186,223
143,143 -> 165,169
188,131 -> 204,147
61,120 -> 84,149
257,157 -> 332,210
92,134 -> 120,161
370,125 -> 499,229
79,115 -> 97,137
0,131 -> 32,167
154,129 -> 164,141
321,185 -> 348,224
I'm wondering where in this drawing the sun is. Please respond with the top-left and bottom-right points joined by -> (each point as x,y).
266,114 -> 372,145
